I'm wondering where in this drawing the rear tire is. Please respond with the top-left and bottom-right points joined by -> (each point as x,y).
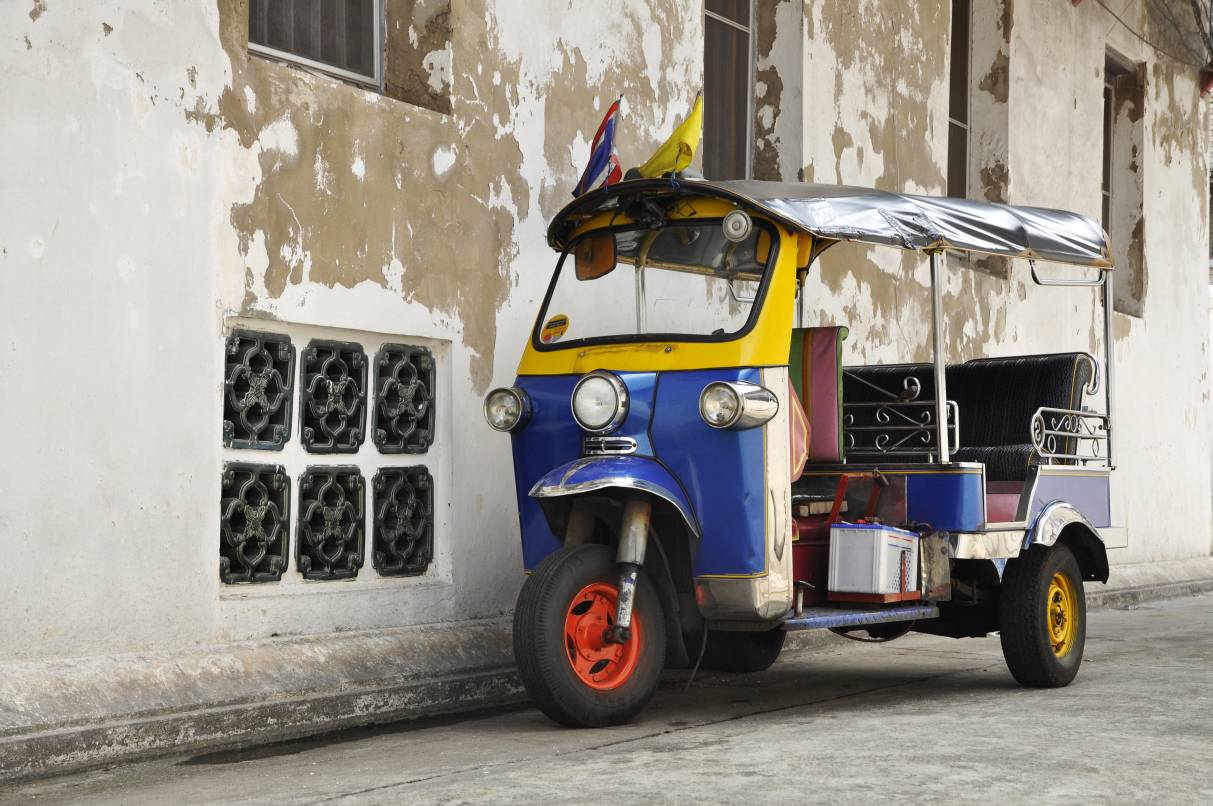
999,543 -> 1086,687
701,626 -> 786,673
513,544 -> 666,727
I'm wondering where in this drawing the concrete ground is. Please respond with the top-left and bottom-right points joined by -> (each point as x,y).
4,594 -> 1211,806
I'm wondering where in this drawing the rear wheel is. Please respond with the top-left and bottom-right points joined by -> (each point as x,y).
701,626 -> 786,673
999,543 -> 1086,687
513,544 -> 666,727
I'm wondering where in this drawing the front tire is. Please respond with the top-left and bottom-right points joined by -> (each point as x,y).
999,543 -> 1086,687
513,544 -> 666,727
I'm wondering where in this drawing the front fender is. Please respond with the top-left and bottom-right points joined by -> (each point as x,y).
1025,500 -> 1109,583
529,456 -> 701,539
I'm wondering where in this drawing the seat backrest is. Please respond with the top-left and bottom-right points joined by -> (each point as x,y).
789,326 -> 848,463
947,354 -> 1092,448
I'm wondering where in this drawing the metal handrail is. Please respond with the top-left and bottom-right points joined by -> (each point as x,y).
1030,406 -> 1109,463
1029,259 -> 1106,287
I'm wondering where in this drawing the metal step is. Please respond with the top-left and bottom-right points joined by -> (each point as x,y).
782,604 -> 939,631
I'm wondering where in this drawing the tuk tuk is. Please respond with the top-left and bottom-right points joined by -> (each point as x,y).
483,176 -> 1124,728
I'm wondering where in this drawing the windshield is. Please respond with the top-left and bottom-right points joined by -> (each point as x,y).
533,219 -> 777,349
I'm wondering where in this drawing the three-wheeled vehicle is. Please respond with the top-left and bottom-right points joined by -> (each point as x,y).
484,176 -> 1125,727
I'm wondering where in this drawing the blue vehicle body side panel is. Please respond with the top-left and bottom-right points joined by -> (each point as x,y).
529,456 -> 698,535
511,375 -> 580,571
1029,470 -> 1111,527
651,368 -> 767,579
615,372 -> 656,457
904,470 -> 985,531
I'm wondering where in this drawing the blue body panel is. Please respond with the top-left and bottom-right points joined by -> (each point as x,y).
614,372 -> 656,457
1029,470 -> 1111,527
511,375 -> 581,570
905,469 -> 986,531
530,456 -> 698,533
650,368 -> 767,578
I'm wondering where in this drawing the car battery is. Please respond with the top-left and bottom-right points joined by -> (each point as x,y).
827,523 -> 921,603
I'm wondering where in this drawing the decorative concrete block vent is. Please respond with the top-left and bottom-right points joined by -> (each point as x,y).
372,344 -> 436,454
297,466 -> 365,580
300,340 -> 368,453
223,330 -> 295,450
219,463 -> 291,584
372,467 -> 434,577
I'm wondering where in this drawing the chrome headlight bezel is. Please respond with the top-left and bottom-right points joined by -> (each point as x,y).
483,386 -> 532,433
699,381 -> 779,430
571,370 -> 629,435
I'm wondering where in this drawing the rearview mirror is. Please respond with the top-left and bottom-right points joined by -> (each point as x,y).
575,234 -> 617,280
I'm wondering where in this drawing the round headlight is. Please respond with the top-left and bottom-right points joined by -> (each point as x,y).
700,381 -> 779,430
700,383 -> 742,428
484,387 -> 531,432
571,371 -> 628,434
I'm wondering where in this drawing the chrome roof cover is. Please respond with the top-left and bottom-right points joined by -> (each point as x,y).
547,178 -> 1113,269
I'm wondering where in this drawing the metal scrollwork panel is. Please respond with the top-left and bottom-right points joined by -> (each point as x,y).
372,466 -> 434,577
372,344 -> 435,454
220,463 -> 290,584
300,340 -> 368,453
223,330 -> 295,450
297,466 -> 365,580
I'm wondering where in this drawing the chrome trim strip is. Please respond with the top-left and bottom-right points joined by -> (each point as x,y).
530,476 -> 701,538
582,436 -> 638,456
1026,500 -> 1099,550
950,531 -> 1024,560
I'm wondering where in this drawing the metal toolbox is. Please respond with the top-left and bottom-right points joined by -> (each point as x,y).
827,523 -> 921,603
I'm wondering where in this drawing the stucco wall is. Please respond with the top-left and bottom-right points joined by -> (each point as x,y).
0,0 -> 703,664
758,0 -> 1212,564
0,0 -> 1209,677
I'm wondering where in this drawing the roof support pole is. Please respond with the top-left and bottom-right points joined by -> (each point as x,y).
1102,270 -> 1116,469
929,250 -> 950,464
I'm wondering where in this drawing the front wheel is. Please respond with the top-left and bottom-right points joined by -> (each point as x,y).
513,544 -> 666,727
999,543 -> 1086,687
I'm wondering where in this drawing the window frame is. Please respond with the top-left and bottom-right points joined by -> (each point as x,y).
946,0 -> 971,200
247,0 -> 386,90
703,0 -> 756,181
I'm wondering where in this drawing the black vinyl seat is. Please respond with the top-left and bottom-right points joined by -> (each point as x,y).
843,354 -> 1093,482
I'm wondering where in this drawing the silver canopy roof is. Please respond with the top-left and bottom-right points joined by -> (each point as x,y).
548,179 -> 1113,269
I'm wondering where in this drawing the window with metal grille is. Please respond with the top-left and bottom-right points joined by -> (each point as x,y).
703,0 -> 754,181
224,329 -> 295,450
248,0 -> 381,87
371,466 -> 434,577
220,463 -> 291,584
947,0 -> 970,199
297,466 -> 366,580
300,340 -> 369,453
373,344 -> 435,454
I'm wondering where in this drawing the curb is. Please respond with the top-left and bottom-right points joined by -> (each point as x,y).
1085,576 -> 1213,610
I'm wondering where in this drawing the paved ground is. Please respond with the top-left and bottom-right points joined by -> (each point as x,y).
5,594 -> 1212,806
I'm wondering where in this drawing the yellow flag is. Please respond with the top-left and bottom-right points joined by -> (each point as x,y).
637,91 -> 703,178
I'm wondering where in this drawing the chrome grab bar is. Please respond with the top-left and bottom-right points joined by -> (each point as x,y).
1029,259 -> 1107,287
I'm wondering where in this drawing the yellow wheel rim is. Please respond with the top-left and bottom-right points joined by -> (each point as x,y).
1047,571 -> 1078,658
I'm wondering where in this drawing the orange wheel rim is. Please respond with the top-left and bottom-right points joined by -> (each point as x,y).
563,582 -> 641,690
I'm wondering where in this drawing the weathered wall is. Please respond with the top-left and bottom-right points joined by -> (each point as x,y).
0,0 -> 703,665
757,0 -> 1211,562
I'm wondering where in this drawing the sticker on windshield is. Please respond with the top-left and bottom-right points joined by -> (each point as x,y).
541,315 -> 569,344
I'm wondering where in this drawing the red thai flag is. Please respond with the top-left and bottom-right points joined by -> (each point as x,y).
573,96 -> 623,198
